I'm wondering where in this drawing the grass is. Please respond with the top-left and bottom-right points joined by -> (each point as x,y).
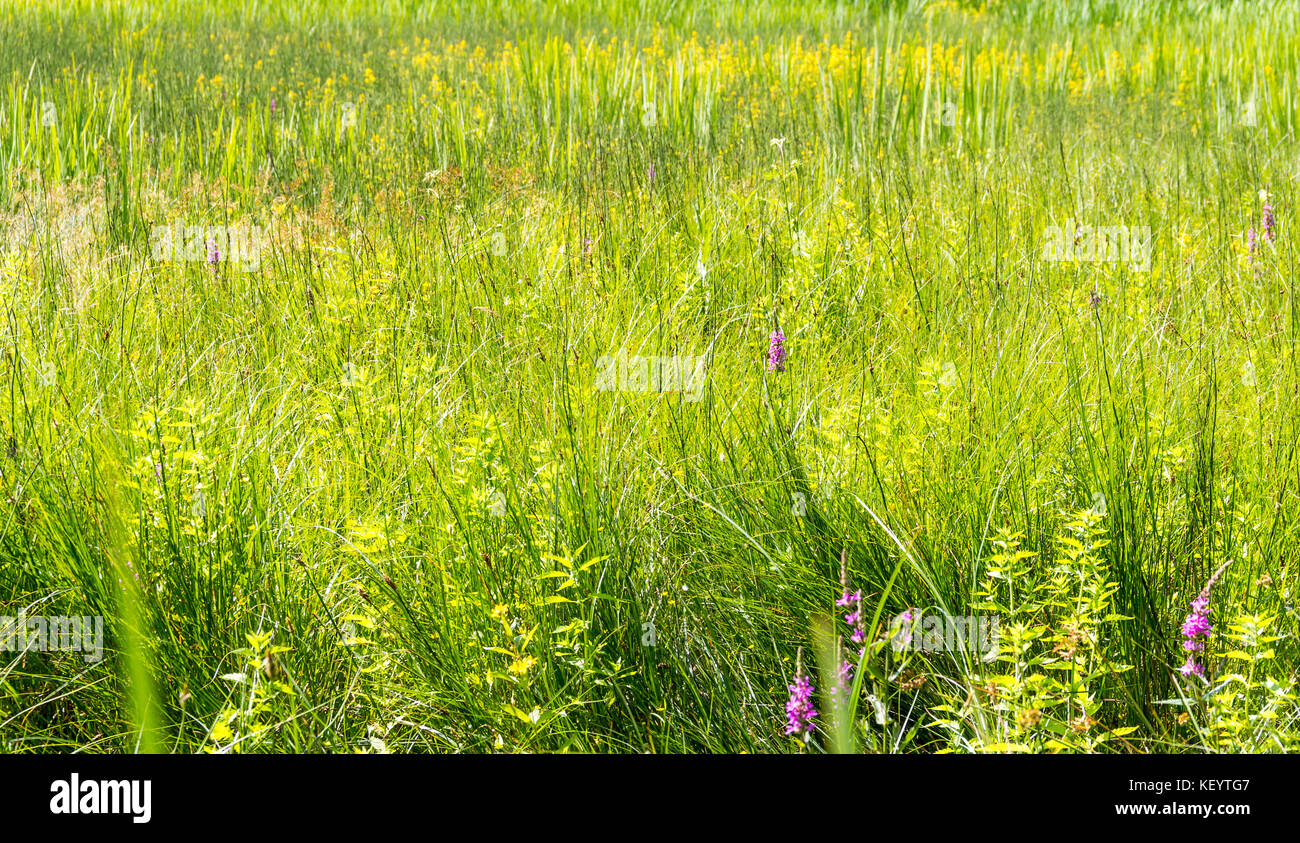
0,0 -> 1298,753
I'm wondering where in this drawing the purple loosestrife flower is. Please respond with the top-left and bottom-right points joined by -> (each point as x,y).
1180,594 -> 1211,656
1263,202 -> 1276,242
890,608 -> 919,652
826,634 -> 855,715
784,648 -> 817,736
206,239 -> 221,274
784,674 -> 817,734
830,653 -> 854,714
837,555 -> 867,649
1179,655 -> 1205,679
1179,600 -> 1211,676
1178,561 -> 1231,679
845,600 -> 866,645
767,328 -> 788,373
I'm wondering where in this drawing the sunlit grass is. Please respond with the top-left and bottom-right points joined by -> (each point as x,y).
1,0 -> 1297,753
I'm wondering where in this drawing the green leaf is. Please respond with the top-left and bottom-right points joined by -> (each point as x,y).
502,704 -> 533,724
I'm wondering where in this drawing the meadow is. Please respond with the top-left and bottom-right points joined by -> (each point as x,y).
0,0 -> 1298,753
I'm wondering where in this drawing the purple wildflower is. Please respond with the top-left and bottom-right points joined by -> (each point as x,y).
837,554 -> 866,645
1263,202 -> 1276,242
784,649 -> 817,736
1179,655 -> 1205,679
828,638 -> 854,700
767,328 -> 788,373
890,608 -> 920,651
1247,227 -> 1258,252
206,239 -> 221,274
838,658 -> 853,688
847,608 -> 866,642
1178,561 -> 1230,680
830,654 -> 854,713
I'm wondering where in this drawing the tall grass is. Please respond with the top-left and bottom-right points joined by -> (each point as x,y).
1,0 -> 1297,752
